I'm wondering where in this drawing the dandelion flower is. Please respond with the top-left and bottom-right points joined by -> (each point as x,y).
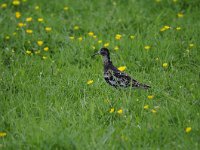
64,6 -> 69,11
176,27 -> 181,30
117,109 -> 123,114
148,95 -> 154,99
93,35 -> 97,39
88,32 -> 94,36
144,105 -> 149,109
178,12 -> 184,18
37,41 -> 43,46
87,80 -> 93,85
13,32 -> 17,36
12,0 -> 20,6
189,44 -> 194,48
115,34 -> 122,40
109,108 -> 114,113
144,45 -> 151,50
118,66 -> 126,72
26,50 -> 32,55
45,27 -> 52,32
151,109 -> 157,113
185,127 -> 192,133
44,47 -> 49,51
74,25 -> 79,30
42,56 -> 47,60
38,18 -> 44,22
104,42 -> 109,47
35,50 -> 40,54
114,46 -> 119,51
98,40 -> 102,44
26,29 -> 33,34
0,132 -> 7,137
1,3 -> 7,8
18,22 -> 25,27
162,63 -> 168,68
26,17 -> 32,22
160,25 -> 170,32
130,35 -> 135,39
15,12 -> 21,18
5,36 -> 10,40
35,6 -> 39,10
78,37 -> 83,41
69,36 -> 74,40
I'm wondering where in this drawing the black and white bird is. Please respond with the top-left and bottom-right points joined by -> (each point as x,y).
93,48 -> 150,89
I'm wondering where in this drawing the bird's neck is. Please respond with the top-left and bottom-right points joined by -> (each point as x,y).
103,55 -> 112,66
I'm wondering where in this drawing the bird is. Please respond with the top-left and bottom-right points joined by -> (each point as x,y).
92,47 -> 150,89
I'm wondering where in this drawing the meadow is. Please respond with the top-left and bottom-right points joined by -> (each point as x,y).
0,0 -> 200,149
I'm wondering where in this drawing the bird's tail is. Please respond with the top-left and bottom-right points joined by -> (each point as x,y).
139,83 -> 151,89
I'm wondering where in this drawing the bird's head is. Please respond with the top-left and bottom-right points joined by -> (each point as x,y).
92,48 -> 110,57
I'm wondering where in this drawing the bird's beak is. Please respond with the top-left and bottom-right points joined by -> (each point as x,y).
91,51 -> 100,57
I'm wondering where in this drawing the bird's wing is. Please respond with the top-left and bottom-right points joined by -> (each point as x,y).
113,71 -> 140,88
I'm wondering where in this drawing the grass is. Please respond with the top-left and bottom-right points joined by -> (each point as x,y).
0,0 -> 200,149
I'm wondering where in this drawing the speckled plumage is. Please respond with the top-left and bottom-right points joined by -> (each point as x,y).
93,48 -> 150,89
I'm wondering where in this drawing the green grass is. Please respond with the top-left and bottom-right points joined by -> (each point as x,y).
0,0 -> 200,149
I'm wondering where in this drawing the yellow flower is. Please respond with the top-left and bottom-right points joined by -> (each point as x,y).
109,108 -> 114,113
12,0 -> 20,6
144,45 -> 151,50
64,6 -> 69,11
5,36 -> 10,40
114,46 -> 119,51
15,12 -> 21,18
35,6 -> 39,10
38,18 -> 44,22
115,34 -> 122,40
78,37 -> 83,41
1,3 -> 7,8
26,29 -> 33,34
44,47 -> 49,51
117,109 -> 123,114
151,109 -> 157,113
162,63 -> 168,68
104,42 -> 109,47
74,25 -> 79,30
98,40 -> 102,44
0,132 -> 7,137
87,80 -> 93,85
45,27 -> 52,32
92,46 -> 95,50
18,22 -> 25,27
178,12 -> 184,18
176,27 -> 181,30
93,35 -> 97,39
88,32 -> 94,36
148,95 -> 154,99
130,35 -> 135,39
118,66 -> 126,72
26,50 -> 32,55
144,105 -> 149,109
35,50 -> 40,54
185,127 -> 192,133
26,17 -> 32,22
189,44 -> 194,48
37,41 -> 43,46
160,25 -> 170,32
69,36 -> 74,40
42,56 -> 47,60
13,32 -> 17,36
